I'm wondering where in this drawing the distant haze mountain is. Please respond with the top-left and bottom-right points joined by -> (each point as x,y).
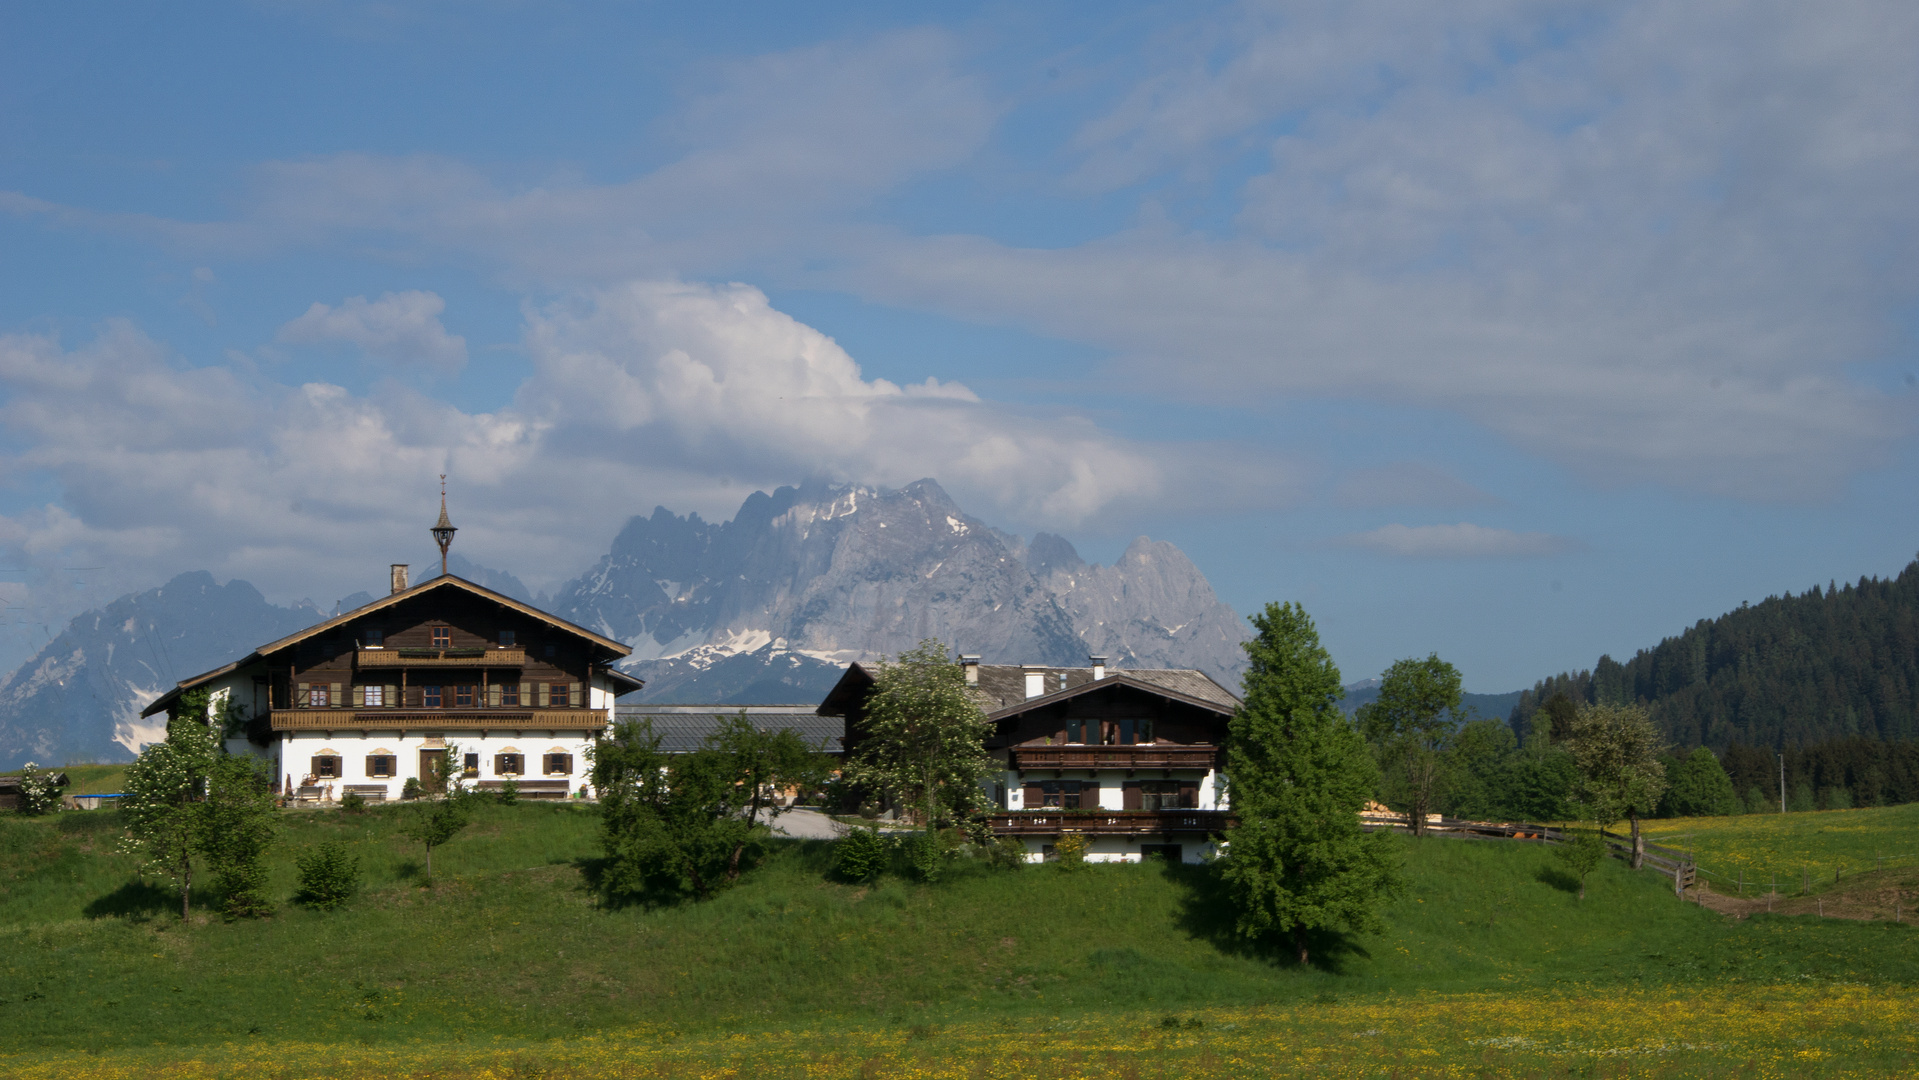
0,479 -> 1250,768
0,573 -> 322,769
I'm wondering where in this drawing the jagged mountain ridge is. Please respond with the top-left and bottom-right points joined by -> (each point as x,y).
0,479 -> 1249,766
552,479 -> 1250,702
0,573 -> 322,768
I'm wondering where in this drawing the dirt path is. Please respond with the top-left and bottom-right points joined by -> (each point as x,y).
1682,868 -> 1919,922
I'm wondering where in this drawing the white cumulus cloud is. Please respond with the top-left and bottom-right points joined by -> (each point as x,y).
276,290 -> 467,372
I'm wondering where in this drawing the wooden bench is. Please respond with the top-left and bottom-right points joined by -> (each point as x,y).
475,779 -> 573,800
343,784 -> 390,803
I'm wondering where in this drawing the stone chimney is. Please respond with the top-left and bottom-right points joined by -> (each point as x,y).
1023,664 -> 1047,700
390,564 -> 409,595
1090,655 -> 1107,681
960,655 -> 980,685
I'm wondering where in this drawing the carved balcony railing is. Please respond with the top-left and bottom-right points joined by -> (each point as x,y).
1008,744 -> 1219,772
356,647 -> 527,668
269,708 -> 606,732
985,809 -> 1235,836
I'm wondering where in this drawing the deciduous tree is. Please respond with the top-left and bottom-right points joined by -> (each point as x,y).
198,754 -> 278,918
121,689 -> 223,920
841,639 -> 994,861
1560,702 -> 1667,868
591,715 -> 832,900
1359,654 -> 1464,836
1661,746 -> 1740,817
1223,602 -> 1403,966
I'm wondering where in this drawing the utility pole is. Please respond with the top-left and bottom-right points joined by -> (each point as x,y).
1779,752 -> 1786,814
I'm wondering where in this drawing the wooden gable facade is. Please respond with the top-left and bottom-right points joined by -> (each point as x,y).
142,574 -> 641,802
818,657 -> 1241,863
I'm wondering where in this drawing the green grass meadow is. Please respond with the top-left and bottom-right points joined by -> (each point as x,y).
1642,800 -> 1919,891
1,799 -> 1915,1058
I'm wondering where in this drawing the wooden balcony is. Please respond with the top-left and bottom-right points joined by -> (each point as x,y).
355,647 -> 527,668
269,708 -> 606,732
1008,744 -> 1219,771
985,809 -> 1235,836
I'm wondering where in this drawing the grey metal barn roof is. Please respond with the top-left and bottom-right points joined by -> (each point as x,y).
614,705 -> 844,754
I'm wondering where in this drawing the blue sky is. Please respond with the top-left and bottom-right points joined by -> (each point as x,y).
2,1 -> 1916,691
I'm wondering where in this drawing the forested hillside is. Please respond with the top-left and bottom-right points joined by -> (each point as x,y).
1509,557 -> 1919,751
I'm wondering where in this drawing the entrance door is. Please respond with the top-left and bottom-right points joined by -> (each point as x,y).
419,749 -> 446,794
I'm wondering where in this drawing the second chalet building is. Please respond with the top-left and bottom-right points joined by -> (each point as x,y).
818,655 -> 1240,864
141,499 -> 642,800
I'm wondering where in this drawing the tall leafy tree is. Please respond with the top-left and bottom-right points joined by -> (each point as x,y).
1359,654 -> 1464,836
842,639 -> 995,836
590,716 -> 831,901
707,712 -> 834,880
1223,602 -> 1403,965
1661,746 -> 1740,817
198,754 -> 278,918
121,689 -> 223,920
1560,702 -> 1667,868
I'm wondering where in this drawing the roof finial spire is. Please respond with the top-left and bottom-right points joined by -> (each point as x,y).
431,473 -> 457,577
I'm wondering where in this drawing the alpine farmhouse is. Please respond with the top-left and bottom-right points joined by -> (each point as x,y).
140,497 -> 641,801
818,656 -> 1239,864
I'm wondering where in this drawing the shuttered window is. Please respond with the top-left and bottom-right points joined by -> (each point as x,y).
312,755 -> 342,778
365,755 -> 395,778
1138,781 -> 1180,811
495,753 -> 524,776
544,753 -> 573,776
508,683 -> 524,707
548,683 -> 569,708
423,685 -> 442,708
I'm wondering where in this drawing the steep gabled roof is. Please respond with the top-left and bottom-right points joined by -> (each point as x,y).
981,669 -> 1240,721
140,575 -> 639,717
255,574 -> 629,657
815,660 -> 1240,719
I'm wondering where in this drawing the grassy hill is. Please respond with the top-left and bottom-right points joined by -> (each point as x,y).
1,802 -> 1915,1076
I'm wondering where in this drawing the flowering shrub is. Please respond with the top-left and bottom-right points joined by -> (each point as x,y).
14,762 -> 64,816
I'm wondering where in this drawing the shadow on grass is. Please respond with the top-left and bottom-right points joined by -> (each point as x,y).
1167,861 -> 1372,973
83,877 -> 175,920
1534,865 -> 1581,894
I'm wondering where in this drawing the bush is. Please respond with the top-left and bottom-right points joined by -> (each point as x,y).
984,835 -> 1028,870
294,841 -> 361,910
340,790 -> 367,813
1054,832 -> 1089,871
833,826 -> 888,883
903,829 -> 963,883
498,778 -> 519,805
1553,829 -> 1607,901
14,763 -> 65,816
401,777 -> 422,801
